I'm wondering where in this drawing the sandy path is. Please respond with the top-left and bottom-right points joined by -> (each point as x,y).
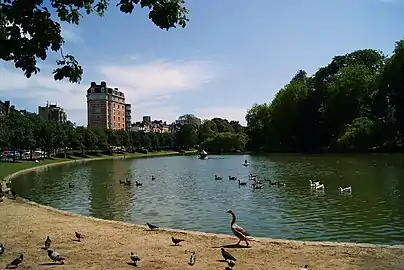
0,199 -> 403,270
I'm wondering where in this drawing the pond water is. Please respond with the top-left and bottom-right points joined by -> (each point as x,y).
12,154 -> 404,245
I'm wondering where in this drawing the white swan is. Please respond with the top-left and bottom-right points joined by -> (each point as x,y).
309,180 -> 320,187
315,184 -> 325,190
339,186 -> 352,193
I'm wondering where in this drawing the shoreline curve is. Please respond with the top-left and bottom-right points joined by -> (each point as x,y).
2,153 -> 404,269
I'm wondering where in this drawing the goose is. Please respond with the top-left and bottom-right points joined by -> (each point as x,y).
339,186 -> 352,193
228,176 -> 237,180
315,184 -> 325,190
238,180 -> 247,186
226,210 -> 253,246
215,175 -> 223,180
68,183 -> 75,188
309,180 -> 320,187
119,179 -> 126,184
151,176 -> 155,180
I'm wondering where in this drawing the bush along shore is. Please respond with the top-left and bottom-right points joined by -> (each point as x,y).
0,156 -> 403,269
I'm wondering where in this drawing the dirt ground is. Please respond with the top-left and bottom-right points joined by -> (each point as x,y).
0,198 -> 403,270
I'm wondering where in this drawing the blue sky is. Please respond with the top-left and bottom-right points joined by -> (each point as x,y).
0,0 -> 403,126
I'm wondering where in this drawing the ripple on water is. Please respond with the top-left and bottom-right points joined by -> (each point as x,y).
12,154 -> 404,245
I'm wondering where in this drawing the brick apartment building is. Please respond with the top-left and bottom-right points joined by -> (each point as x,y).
86,81 -> 132,130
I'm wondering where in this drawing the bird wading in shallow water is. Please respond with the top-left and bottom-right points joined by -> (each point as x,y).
226,209 -> 253,246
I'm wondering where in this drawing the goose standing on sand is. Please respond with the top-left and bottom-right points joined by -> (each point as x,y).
226,209 -> 253,246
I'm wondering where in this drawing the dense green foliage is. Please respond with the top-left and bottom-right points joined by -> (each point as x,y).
0,112 -> 247,158
246,39 -> 404,153
0,0 -> 188,83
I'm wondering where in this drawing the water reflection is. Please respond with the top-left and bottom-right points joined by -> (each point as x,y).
87,159 -> 133,220
12,154 -> 404,245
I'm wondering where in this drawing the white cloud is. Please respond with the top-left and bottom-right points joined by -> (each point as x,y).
61,23 -> 83,44
100,60 -> 215,104
193,107 -> 248,125
0,59 -> 216,125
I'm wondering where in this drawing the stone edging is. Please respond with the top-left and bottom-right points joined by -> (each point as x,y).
3,154 -> 404,250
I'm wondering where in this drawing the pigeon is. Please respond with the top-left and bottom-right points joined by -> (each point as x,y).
6,254 -> 23,269
130,252 -> 141,266
146,222 -> 158,230
188,251 -> 196,266
75,231 -> 84,241
47,250 -> 65,264
44,236 -> 52,250
221,248 -> 236,262
172,236 -> 185,245
0,243 -> 4,255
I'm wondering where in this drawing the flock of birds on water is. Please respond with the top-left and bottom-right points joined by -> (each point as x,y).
0,158 -> 354,269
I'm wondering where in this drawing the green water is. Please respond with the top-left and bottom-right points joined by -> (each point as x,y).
12,154 -> 404,245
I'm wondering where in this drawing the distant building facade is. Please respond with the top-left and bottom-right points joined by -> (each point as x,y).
130,116 -> 173,133
0,100 -> 11,116
86,81 -> 131,130
125,104 -> 132,130
38,103 -> 67,123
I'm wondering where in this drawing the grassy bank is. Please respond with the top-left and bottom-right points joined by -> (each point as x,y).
0,150 -> 187,180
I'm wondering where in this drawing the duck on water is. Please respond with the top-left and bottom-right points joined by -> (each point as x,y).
198,150 -> 208,160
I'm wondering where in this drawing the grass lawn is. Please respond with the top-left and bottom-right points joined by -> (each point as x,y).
0,150 -> 195,180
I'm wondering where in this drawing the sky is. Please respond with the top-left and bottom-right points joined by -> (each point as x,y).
0,0 -> 403,126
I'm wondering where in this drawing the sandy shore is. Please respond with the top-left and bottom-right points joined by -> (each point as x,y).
1,158 -> 404,269
0,200 -> 403,270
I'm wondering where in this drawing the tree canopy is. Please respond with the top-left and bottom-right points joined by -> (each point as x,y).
0,111 -> 247,160
245,39 -> 404,153
0,0 -> 188,83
